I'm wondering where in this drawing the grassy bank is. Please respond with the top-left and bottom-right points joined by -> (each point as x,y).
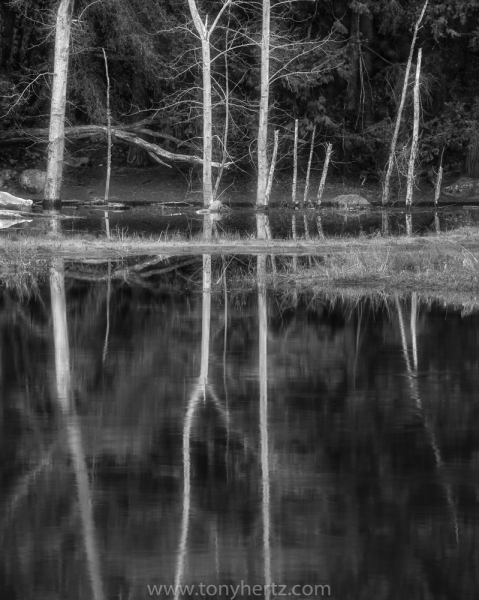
1,227 -> 479,297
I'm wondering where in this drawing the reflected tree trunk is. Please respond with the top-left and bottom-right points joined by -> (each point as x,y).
257,253 -> 271,600
395,295 -> 459,543
50,258 -> 105,600
175,254 -> 212,599
102,260 -> 111,365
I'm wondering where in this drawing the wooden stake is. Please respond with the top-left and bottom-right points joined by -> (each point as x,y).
292,119 -> 298,206
382,0 -> 428,204
302,125 -> 316,206
317,143 -> 332,206
406,48 -> 422,207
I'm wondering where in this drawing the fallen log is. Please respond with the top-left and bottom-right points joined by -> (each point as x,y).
113,130 -> 229,168
0,122 -> 229,168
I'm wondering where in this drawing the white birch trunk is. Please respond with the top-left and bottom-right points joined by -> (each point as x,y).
406,48 -> 422,207
44,0 -> 75,206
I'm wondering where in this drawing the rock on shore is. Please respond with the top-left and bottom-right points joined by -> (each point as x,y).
0,191 -> 33,209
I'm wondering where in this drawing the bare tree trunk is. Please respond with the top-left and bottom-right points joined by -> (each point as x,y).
406,48 -> 422,207
213,14 -> 231,199
264,129 -> 279,205
256,0 -> 271,206
406,212 -> 412,236
44,0 -> 75,208
187,0 -> 232,207
434,151 -> 444,207
201,35 -> 214,206
316,143 -> 332,205
303,126 -> 316,206
292,119 -> 298,205
102,48 -> 111,238
381,0 -> 428,205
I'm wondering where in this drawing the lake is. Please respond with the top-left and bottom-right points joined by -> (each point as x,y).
0,254 -> 477,600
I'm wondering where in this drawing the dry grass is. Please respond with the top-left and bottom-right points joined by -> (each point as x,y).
1,226 -> 479,298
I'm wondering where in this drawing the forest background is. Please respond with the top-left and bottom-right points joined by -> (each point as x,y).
1,0 -> 479,200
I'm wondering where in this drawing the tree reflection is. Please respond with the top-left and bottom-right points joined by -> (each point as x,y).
50,258 -> 105,600
175,250 -> 212,600
395,294 -> 459,544
258,252 -> 271,600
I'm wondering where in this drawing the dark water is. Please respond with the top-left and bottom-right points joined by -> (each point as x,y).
27,203 -> 479,238
1,256 -> 478,600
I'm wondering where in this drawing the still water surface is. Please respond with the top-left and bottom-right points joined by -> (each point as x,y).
1,256 -> 478,600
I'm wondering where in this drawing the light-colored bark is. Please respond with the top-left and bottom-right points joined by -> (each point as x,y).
382,0 -> 428,205
264,129 -> 279,204
102,48 -> 111,238
316,143 -> 332,205
406,212 -> 412,236
434,153 -> 444,207
256,0 -> 271,206
406,48 -> 422,207
44,0 -> 75,206
303,125 -> 316,206
292,119 -> 298,205
187,0 -> 232,207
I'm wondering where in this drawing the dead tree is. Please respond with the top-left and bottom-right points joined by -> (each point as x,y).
382,0 -> 428,205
